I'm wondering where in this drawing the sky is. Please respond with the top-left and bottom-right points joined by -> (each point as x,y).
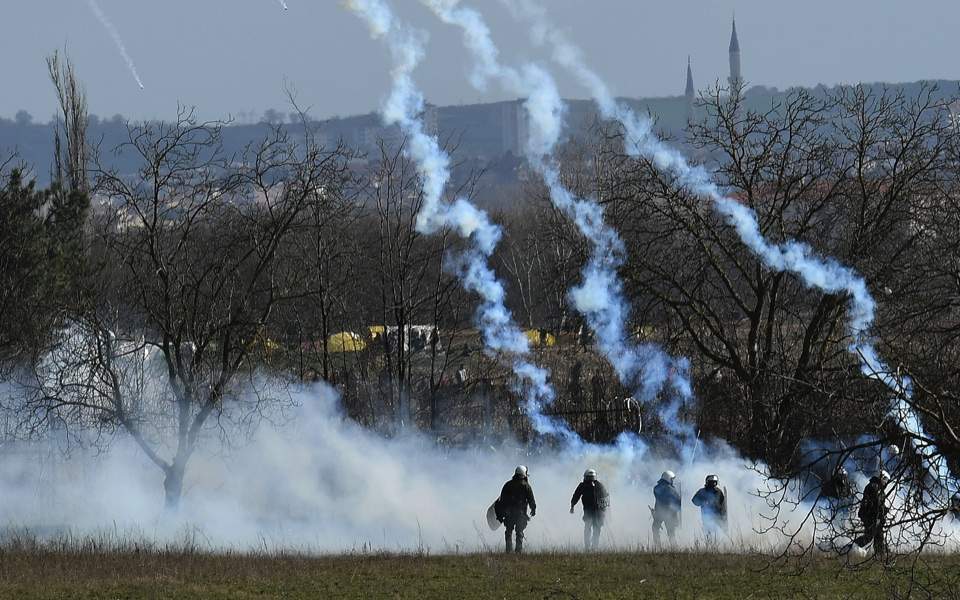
1,0 -> 958,123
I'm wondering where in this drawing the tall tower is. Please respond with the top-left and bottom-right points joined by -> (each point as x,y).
501,99 -> 528,156
728,17 -> 742,91
684,56 -> 695,123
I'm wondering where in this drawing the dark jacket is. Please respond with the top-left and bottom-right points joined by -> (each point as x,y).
823,471 -> 854,500
858,477 -> 886,524
653,479 -> 681,519
571,480 -> 609,513
692,485 -> 726,520
499,475 -> 536,518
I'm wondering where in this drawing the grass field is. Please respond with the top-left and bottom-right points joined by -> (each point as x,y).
1,547 -> 957,599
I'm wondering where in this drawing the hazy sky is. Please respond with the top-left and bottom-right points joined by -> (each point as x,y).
2,1 -> 958,122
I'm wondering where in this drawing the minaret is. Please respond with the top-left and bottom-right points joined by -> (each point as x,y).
684,56 -> 695,123
728,17 -> 742,91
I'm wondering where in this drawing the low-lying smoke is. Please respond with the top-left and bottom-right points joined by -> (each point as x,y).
418,0 -> 693,443
0,381 -> 810,553
86,0 -> 144,89
504,0 -> 957,502
344,0 -> 569,439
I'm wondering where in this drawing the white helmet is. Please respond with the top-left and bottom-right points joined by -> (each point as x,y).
887,444 -> 900,457
661,471 -> 676,482
515,465 -> 528,478
878,470 -> 890,482
584,469 -> 597,481
705,474 -> 720,486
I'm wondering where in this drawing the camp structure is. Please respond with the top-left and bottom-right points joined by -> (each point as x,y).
326,331 -> 367,353
524,329 -> 556,348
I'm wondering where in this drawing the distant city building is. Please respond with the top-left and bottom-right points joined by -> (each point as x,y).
728,17 -> 742,90
423,103 -> 439,137
684,17 -> 743,119
501,99 -> 528,156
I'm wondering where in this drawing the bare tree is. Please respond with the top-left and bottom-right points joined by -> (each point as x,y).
26,107 -> 353,508
357,140 -> 472,431
588,81 -> 960,579
47,50 -> 88,193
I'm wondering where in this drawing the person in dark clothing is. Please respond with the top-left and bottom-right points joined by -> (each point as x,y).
822,466 -> 856,520
692,474 -> 726,543
950,492 -> 960,522
652,470 -> 681,545
570,468 -> 610,550
854,471 -> 889,555
496,465 -> 537,553
823,466 -> 855,500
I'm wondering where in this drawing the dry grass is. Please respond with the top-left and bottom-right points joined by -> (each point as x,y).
1,544 -> 955,599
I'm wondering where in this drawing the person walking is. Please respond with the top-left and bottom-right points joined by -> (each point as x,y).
496,465 -> 537,553
570,468 -> 610,550
652,470 -> 681,546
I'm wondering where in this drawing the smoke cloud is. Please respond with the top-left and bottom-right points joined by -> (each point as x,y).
344,0 -> 571,440
502,0 -> 957,502
418,0 -> 693,443
0,381 -> 812,553
86,0 -> 145,90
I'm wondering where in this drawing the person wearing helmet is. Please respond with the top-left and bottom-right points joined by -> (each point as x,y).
496,465 -> 537,553
570,468 -> 610,550
652,470 -> 681,546
692,474 -> 726,543
822,466 -> 856,520
853,470 -> 889,555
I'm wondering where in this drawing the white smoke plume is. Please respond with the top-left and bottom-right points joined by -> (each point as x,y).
277,0 -> 289,10
418,0 -> 693,442
504,0 -> 956,499
0,381 -> 816,553
86,0 -> 144,89
344,0 -> 572,440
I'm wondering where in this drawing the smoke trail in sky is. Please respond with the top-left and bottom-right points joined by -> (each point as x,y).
506,0 -> 955,497
86,0 -> 144,89
419,0 -> 694,441
277,0 -> 289,10
344,0 -> 575,442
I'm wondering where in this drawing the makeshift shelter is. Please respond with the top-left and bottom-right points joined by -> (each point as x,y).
525,329 -> 556,348
327,331 -> 367,353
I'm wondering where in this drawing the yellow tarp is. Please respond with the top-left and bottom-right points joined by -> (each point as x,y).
525,329 -> 556,347
327,331 -> 367,353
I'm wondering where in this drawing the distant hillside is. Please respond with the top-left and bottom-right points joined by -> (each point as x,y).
4,80 -> 959,186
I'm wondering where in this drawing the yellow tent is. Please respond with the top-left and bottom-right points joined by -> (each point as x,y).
368,325 -> 386,339
525,329 -> 556,348
327,331 -> 367,353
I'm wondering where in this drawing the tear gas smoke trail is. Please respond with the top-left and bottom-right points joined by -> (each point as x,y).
344,0 -> 574,442
418,0 -> 694,443
0,381 -> 826,553
86,0 -> 145,89
506,0 -> 956,498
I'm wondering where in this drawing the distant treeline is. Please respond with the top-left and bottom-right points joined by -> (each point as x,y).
6,79 -> 958,186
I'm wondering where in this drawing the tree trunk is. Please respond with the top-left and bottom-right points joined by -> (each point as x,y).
163,461 -> 186,510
